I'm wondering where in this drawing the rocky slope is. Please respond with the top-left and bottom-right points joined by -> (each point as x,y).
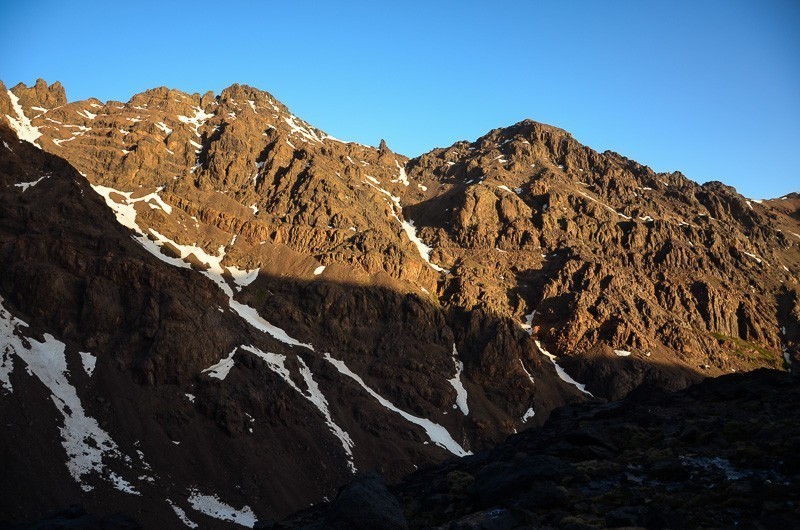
1,79 -> 798,527
279,368 -> 800,529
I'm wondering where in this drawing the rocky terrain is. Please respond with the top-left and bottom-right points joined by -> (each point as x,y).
1,79 -> 798,527
280,368 -> 800,529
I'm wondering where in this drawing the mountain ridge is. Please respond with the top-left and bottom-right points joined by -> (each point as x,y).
1,78 -> 798,527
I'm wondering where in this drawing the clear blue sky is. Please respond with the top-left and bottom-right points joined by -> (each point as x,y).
2,1 -> 798,198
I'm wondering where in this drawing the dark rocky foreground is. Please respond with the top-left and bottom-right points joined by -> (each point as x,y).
279,369 -> 799,529
4,370 -> 798,529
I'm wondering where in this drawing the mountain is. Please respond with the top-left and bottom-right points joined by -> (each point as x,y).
1,79 -> 798,527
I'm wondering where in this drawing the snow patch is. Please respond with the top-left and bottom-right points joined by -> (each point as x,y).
79,351 -> 96,376
313,265 -> 326,275
202,347 -> 238,380
393,160 -> 410,186
5,90 -> 42,146
14,175 -> 49,192
187,490 -> 256,528
283,115 -> 323,143
156,122 -> 173,135
228,266 -> 259,287
520,310 -> 535,335
0,296 -> 138,493
177,106 -> 214,137
522,407 -> 536,422
614,349 -> 632,357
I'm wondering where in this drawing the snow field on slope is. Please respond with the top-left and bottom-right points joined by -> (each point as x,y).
5,90 -> 42,146
0,296 -> 140,494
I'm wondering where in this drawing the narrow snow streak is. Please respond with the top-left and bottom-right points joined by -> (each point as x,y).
576,189 -> 631,220
364,179 -> 449,273
447,344 -> 469,415
518,358 -> 536,422
324,352 -> 471,457
534,340 -> 594,397
167,499 -> 198,529
295,356 -> 356,472
743,251 -> 766,265
240,345 -> 356,472
519,358 -> 535,385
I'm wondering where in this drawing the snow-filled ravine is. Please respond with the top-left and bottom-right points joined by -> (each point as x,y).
324,353 -> 471,457
5,89 -> 42,146
447,344 -> 469,415
534,340 -> 594,397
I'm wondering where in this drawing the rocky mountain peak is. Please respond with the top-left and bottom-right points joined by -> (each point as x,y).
10,78 -> 67,109
0,79 -> 797,526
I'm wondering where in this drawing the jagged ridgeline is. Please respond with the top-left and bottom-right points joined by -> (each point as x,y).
1,79 -> 798,527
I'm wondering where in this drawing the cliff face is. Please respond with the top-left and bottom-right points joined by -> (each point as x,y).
1,79 -> 797,526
